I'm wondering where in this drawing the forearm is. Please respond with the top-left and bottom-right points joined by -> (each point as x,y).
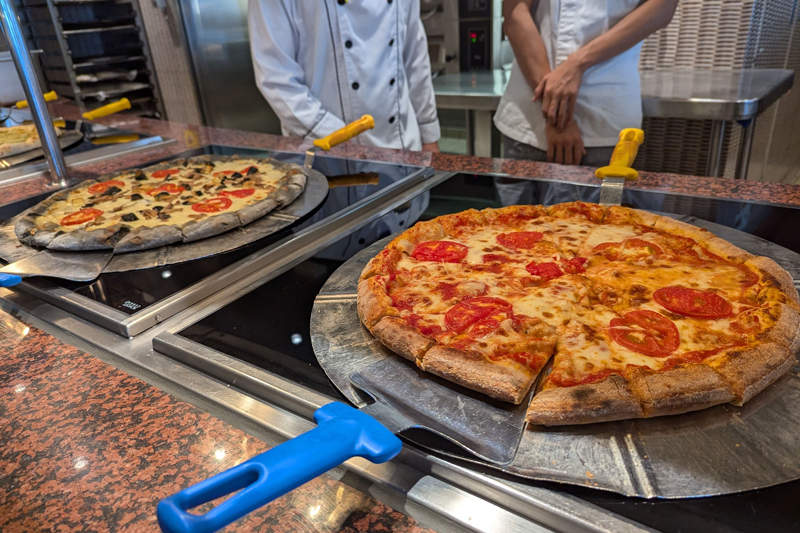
503,0 -> 551,90
571,0 -> 678,72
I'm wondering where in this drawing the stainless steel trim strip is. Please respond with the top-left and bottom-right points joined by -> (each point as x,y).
0,136 -> 176,195
0,0 -> 69,187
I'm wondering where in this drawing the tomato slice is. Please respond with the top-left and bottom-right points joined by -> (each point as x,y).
151,169 -> 181,179
561,257 -> 587,274
411,241 -> 468,263
219,188 -> 255,199
87,180 -> 125,195
496,231 -> 544,249
467,317 -> 501,338
60,207 -> 103,226
192,196 -> 233,213
609,309 -> 680,357
445,296 -> 511,333
148,183 -> 185,196
525,261 -> 564,281
653,286 -> 733,319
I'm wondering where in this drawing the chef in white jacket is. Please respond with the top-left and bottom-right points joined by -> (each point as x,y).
248,0 -> 440,152
248,0 -> 439,259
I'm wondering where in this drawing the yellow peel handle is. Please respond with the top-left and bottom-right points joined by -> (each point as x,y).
313,115 -> 375,151
16,90 -> 58,109
82,98 -> 132,120
595,128 -> 645,181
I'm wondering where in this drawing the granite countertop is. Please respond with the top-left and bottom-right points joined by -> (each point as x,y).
2,104 -> 800,532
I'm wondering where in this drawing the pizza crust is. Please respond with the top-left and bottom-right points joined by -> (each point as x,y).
371,316 -> 434,362
629,365 -> 735,418
181,213 -> 241,243
746,256 -> 800,306
114,225 -> 183,253
709,342 -> 797,405
420,346 -> 535,404
357,277 -> 396,329
48,225 -> 120,250
526,374 -> 643,425
653,216 -> 753,262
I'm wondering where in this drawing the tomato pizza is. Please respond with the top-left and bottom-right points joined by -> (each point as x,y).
14,155 -> 307,252
357,202 -> 800,425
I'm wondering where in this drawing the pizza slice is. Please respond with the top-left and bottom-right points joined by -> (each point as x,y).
0,124 -> 62,158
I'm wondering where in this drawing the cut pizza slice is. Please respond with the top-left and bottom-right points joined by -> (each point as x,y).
528,258 -> 800,425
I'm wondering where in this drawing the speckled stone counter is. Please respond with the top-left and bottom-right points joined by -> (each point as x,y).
0,319 -> 436,533
3,102 -> 800,209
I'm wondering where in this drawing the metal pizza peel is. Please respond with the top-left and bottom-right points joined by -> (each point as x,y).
595,128 -> 645,206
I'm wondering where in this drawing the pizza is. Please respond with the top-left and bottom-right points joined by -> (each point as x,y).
357,202 -> 800,425
14,155 -> 307,253
0,124 -> 62,158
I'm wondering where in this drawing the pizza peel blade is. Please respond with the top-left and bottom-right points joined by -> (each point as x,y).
595,128 -> 644,206
0,249 -> 112,282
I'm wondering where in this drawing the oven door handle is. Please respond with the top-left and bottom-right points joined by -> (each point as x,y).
156,402 -> 402,533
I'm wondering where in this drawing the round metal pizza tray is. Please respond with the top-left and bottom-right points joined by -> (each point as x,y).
0,169 -> 328,273
310,216 -> 800,499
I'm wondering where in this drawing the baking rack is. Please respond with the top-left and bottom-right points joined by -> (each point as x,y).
15,0 -> 164,118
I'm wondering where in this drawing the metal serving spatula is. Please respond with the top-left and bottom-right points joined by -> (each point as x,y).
594,128 -> 645,206
0,249 -> 113,282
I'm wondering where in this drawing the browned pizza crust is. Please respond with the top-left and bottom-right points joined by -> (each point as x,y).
419,346 -> 535,404
114,225 -> 183,253
628,365 -> 735,418
356,277 -> 396,329
181,213 -> 241,243
746,256 -> 800,306
526,374 -> 643,425
653,216 -> 753,262
47,225 -> 120,250
708,342 -> 797,405
371,316 -> 434,362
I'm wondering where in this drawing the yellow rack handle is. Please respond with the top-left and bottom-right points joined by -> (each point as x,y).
595,128 -> 645,181
313,115 -> 375,151
16,90 -> 57,109
82,98 -> 131,120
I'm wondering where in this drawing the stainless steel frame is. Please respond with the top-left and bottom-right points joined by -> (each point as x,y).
0,0 -> 68,187
10,162 -> 433,337
432,69 -> 795,179
0,134 -> 175,194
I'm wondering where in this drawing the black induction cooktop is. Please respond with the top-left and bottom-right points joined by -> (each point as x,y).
3,145 -> 427,316
177,172 -> 800,533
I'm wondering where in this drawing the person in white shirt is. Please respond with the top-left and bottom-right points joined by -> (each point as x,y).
248,0 -> 440,152
495,0 -> 678,166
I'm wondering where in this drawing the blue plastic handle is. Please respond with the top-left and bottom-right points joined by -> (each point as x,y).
157,402 -> 402,533
0,274 -> 21,287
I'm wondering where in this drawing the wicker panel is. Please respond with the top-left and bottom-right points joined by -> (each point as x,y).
135,0 -> 202,125
638,0 -> 800,183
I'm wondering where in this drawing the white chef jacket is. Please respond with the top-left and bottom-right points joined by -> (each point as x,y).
248,0 -> 440,151
494,0 -> 644,150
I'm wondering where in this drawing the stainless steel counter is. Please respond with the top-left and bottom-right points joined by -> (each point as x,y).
433,69 -> 795,178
